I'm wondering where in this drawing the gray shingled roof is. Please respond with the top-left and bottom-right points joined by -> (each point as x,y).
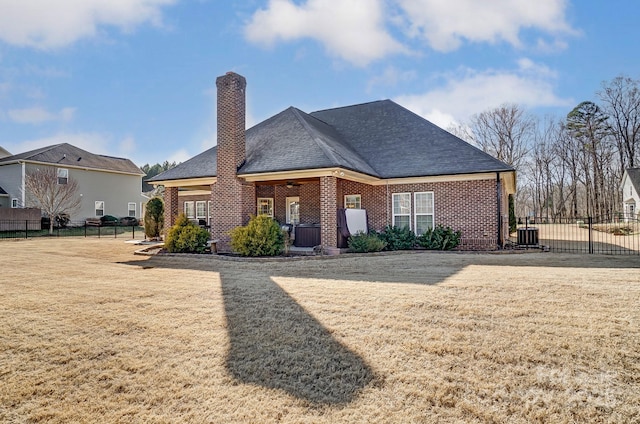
626,168 -> 640,192
0,143 -> 143,175
311,100 -> 513,178
149,99 -> 513,182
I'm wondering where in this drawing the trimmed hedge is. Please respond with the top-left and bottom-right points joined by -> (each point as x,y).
229,215 -> 285,257
165,214 -> 210,254
347,232 -> 386,253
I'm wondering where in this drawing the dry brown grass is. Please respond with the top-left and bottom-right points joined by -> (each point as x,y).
1,238 -> 639,423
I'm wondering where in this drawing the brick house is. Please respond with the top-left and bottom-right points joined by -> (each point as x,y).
149,72 -> 516,252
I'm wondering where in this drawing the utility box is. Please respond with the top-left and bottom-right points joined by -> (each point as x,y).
517,227 -> 539,246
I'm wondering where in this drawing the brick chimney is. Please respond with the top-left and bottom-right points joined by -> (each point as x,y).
211,72 -> 255,251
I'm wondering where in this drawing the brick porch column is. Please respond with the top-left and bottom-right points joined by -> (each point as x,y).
320,176 -> 337,248
163,186 -> 179,235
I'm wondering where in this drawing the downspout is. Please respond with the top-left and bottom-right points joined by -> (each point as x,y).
386,180 -> 390,226
496,172 -> 503,248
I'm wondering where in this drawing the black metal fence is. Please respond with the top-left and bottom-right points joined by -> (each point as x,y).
0,220 -> 145,240
509,216 -> 640,255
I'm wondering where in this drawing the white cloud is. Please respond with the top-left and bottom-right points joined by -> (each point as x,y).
167,148 -> 192,164
7,106 -> 76,124
394,60 -> 573,128
7,106 -> 76,125
366,66 -> 417,93
3,132 -> 112,157
0,0 -> 176,49
244,0 -> 408,66
396,0 -> 576,51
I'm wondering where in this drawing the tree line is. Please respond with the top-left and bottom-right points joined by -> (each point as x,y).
451,75 -> 640,221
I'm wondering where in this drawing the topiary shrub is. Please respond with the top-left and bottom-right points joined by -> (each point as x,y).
144,197 -> 164,239
372,225 -> 416,250
347,232 -> 386,253
229,215 -> 285,257
416,225 -> 462,250
165,214 -> 210,253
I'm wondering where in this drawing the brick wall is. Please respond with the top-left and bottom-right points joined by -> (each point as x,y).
338,178 -> 502,249
299,181 -> 320,224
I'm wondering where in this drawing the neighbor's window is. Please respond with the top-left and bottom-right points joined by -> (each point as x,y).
184,201 -> 195,219
344,194 -> 361,209
57,168 -> 68,185
11,198 -> 18,208
257,198 -> 274,217
392,193 -> 411,229
207,200 -> 213,225
414,192 -> 434,236
95,201 -> 105,217
196,201 -> 207,220
128,202 -> 136,217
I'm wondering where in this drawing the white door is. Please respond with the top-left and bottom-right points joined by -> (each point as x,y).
286,197 -> 300,225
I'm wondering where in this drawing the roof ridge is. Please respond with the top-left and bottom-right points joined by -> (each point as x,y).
290,107 -> 375,173
310,99 -> 389,115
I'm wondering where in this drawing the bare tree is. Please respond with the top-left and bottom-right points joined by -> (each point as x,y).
598,75 -> 640,169
467,104 -> 535,170
25,167 -> 82,234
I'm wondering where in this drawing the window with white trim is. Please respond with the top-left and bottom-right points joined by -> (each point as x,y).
128,202 -> 136,217
207,201 -> 212,225
57,168 -> 68,185
196,201 -> 207,221
344,194 -> 361,209
414,192 -> 434,235
257,198 -> 274,217
95,201 -> 105,217
11,198 -> 19,208
392,193 -> 411,229
184,201 -> 195,219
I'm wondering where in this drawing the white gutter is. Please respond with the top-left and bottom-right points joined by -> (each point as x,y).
21,161 -> 25,207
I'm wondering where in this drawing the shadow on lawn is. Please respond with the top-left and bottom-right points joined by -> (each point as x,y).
219,269 -> 376,404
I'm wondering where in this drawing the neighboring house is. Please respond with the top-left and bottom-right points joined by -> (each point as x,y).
0,143 -> 146,222
0,185 -> 9,208
149,72 -> 516,252
621,168 -> 640,221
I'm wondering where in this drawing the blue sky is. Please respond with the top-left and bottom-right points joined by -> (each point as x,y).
0,1 -> 638,167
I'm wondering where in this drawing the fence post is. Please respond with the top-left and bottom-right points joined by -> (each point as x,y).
25,220 -> 28,239
588,216 -> 593,254
85,222 -> 87,238
132,225 -> 135,239
114,224 -> 117,238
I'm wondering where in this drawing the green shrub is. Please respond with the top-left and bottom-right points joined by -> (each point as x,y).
372,225 -> 416,250
347,232 -> 386,253
144,197 -> 164,239
416,225 -> 462,250
229,215 -> 285,257
165,214 -> 210,253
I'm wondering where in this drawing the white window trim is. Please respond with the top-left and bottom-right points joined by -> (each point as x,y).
392,192 -> 411,230
11,198 -> 19,208
184,201 -> 195,219
414,192 -> 434,236
344,194 -> 362,209
257,197 -> 274,217
95,201 -> 105,217
196,200 -> 207,220
127,202 -> 136,217
57,168 -> 68,185
286,196 -> 300,225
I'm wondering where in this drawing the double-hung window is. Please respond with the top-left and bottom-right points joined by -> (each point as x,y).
392,193 -> 411,229
11,198 -> 19,208
95,201 -> 105,217
257,198 -> 274,217
57,168 -> 68,185
414,192 -> 434,235
128,202 -> 136,217
196,201 -> 207,221
184,201 -> 195,219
